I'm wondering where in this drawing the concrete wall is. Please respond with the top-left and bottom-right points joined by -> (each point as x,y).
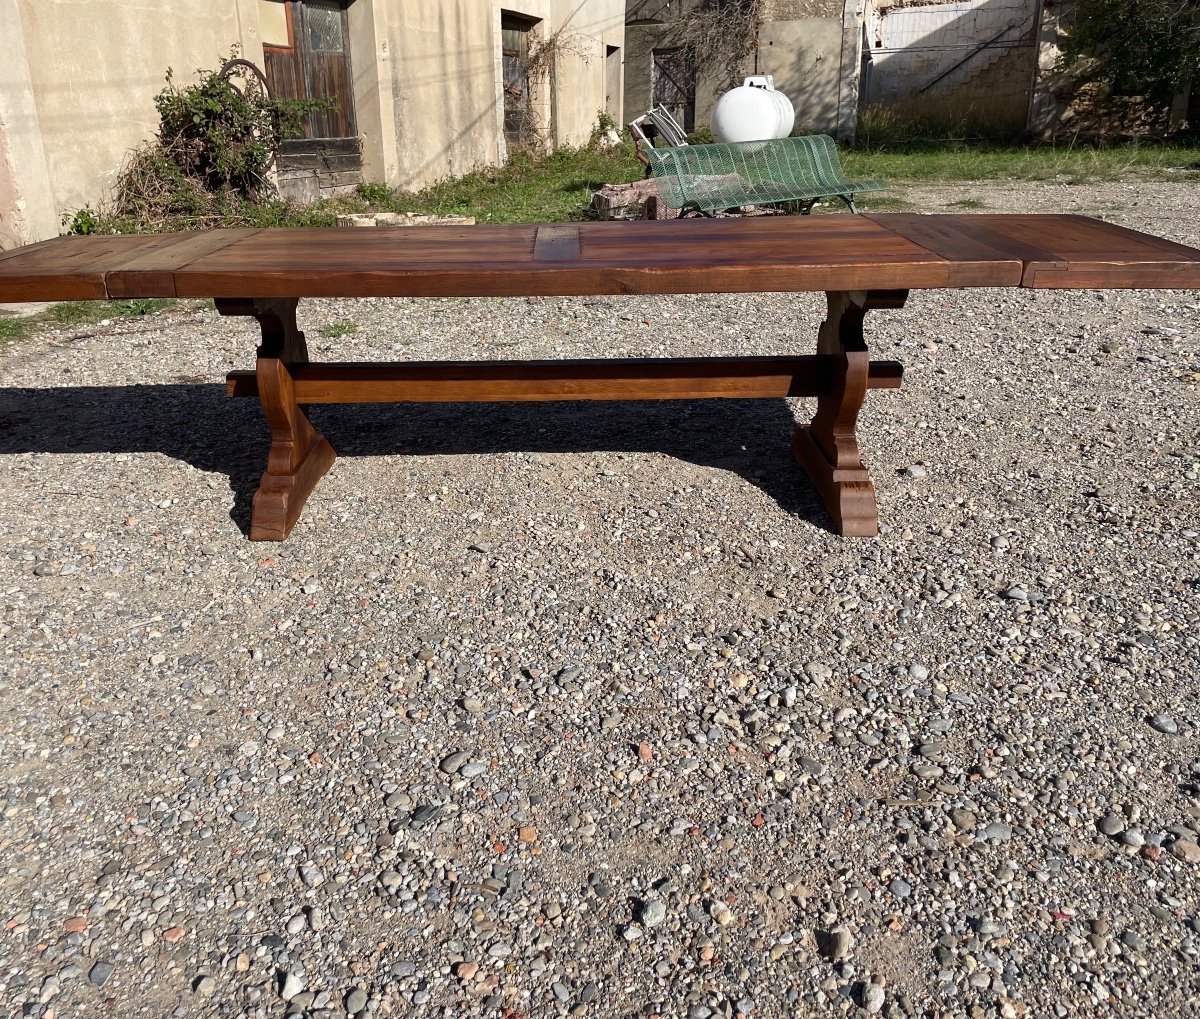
622,23 -> 656,128
0,0 -> 624,245
542,0 -> 627,147
294,0 -> 625,191
758,18 -> 846,134
364,0 -> 502,188
14,0 -> 263,230
0,0 -> 57,248
347,0 -> 397,187
369,0 -> 624,187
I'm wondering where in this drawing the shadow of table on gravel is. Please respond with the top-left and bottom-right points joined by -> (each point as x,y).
0,382 -> 843,536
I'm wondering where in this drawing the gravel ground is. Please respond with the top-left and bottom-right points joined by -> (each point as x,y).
0,181 -> 1198,1019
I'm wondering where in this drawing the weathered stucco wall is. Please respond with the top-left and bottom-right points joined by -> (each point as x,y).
373,0 -> 624,189
1,0 -> 624,243
545,0 -> 626,147
757,18 -> 845,134
861,0 -> 1040,134
0,0 -> 57,248
347,1 -> 396,188
14,0 -> 263,230
371,1 -> 501,188
621,23 -> 656,127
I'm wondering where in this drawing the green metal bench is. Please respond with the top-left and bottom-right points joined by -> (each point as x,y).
640,134 -> 887,218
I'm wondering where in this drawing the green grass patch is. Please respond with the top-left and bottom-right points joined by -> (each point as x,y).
43,298 -> 176,325
0,316 -> 33,344
74,144 -> 647,234
843,139 -> 1200,184
380,145 -> 645,223
0,297 -> 179,346
847,192 -> 912,211
319,320 -> 358,339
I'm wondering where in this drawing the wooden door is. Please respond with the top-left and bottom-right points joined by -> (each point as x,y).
263,0 -> 356,139
501,14 -> 536,146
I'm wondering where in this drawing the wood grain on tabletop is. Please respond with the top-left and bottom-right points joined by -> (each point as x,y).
169,217 -> 1021,297
0,234 -> 178,301
4,215 -> 1200,302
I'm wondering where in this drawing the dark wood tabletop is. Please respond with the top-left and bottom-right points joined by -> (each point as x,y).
3,214 -> 1199,303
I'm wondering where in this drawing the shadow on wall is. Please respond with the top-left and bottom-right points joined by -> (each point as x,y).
761,19 -> 842,136
0,384 -> 844,537
778,50 -> 839,135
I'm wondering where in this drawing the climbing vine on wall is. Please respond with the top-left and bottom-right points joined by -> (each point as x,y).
666,0 -> 766,92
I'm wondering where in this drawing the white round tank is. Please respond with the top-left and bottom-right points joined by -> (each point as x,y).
711,75 -> 796,144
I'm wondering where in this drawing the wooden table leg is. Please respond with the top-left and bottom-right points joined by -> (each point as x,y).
217,298 -> 336,541
791,289 -> 907,536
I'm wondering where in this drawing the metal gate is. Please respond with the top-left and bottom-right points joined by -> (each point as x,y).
862,0 -> 1040,131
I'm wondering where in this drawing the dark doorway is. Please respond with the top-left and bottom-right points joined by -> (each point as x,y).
502,12 -> 540,147
606,45 -> 622,120
652,47 -> 695,133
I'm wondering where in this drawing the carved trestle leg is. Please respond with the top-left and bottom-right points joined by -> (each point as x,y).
791,289 -> 908,537
217,298 -> 336,541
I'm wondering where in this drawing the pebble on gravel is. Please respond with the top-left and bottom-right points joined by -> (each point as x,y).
280,970 -> 305,1001
641,901 -> 668,927
1170,840 -> 1200,864
88,962 -> 115,988
439,750 -> 469,774
823,927 -> 852,960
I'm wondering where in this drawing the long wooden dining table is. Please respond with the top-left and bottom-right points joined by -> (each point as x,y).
2,213 -> 1198,540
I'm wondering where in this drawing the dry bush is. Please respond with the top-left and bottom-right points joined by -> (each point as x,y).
666,0 -> 765,91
